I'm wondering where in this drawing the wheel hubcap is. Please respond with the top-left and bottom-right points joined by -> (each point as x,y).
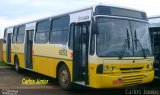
15,63 -> 18,71
61,70 -> 68,84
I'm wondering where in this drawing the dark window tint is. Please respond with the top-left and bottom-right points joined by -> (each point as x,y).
50,16 -> 69,44
35,32 -> 49,43
52,16 -> 69,30
130,21 -> 152,56
3,29 -> 7,43
13,27 -> 18,35
95,6 -> 147,20
69,24 -> 74,49
12,36 -> 17,43
74,25 -> 81,50
17,35 -> 24,43
37,20 -> 50,32
18,25 -> 25,35
12,27 -> 18,43
17,25 -> 25,44
50,30 -> 69,44
90,35 -> 95,55
96,18 -> 133,57
35,19 -> 50,44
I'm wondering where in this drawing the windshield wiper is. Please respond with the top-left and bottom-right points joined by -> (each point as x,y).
119,29 -> 130,59
134,30 -> 146,58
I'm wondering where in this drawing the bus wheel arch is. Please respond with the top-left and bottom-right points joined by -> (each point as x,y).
56,61 -> 64,78
56,61 -> 72,90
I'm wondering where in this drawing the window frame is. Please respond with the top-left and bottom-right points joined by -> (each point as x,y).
90,34 -> 95,55
16,25 -> 25,44
96,17 -> 133,57
12,27 -> 18,43
34,19 -> 51,44
68,23 -> 75,50
49,15 -> 70,44
3,29 -> 7,43
49,29 -> 69,44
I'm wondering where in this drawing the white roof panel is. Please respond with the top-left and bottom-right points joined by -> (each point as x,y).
149,17 -> 160,28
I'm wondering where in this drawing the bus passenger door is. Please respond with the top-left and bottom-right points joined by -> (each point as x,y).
6,33 -> 12,63
72,22 -> 89,85
24,30 -> 34,69
150,28 -> 160,78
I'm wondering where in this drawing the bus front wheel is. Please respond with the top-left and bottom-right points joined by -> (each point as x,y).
58,64 -> 72,90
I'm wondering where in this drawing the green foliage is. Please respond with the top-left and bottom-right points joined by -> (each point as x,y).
0,62 -> 10,66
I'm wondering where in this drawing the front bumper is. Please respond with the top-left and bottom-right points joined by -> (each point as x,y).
89,70 -> 154,88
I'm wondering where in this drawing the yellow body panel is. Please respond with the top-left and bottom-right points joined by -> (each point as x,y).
17,53 -> 25,68
2,51 -> 6,62
32,55 -> 73,79
3,51 -> 73,80
89,63 -> 154,88
3,43 -> 73,81
88,58 -> 154,88
10,52 -> 14,65
32,44 -> 73,79
2,41 -> 154,88
2,43 -> 6,62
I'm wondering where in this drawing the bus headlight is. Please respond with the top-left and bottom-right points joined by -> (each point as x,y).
149,65 -> 153,69
110,66 -> 114,71
146,64 -> 153,69
146,64 -> 149,69
104,66 -> 109,71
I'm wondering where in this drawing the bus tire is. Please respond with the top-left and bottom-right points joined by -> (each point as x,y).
14,57 -> 20,73
58,64 -> 72,90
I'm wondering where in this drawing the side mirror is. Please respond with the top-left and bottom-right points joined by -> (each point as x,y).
91,21 -> 97,34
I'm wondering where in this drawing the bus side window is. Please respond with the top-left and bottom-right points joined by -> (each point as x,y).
12,27 -> 18,43
69,24 -> 74,49
90,20 -> 96,55
50,16 -> 69,44
90,34 -> 95,55
35,19 -> 50,44
17,25 -> 25,44
3,29 -> 7,43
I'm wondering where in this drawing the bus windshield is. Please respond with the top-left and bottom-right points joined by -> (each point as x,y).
96,17 -> 152,57
131,21 -> 152,57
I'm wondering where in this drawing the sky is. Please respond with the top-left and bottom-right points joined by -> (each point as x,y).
0,0 -> 160,38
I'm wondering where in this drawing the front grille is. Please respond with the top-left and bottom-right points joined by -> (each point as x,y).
120,67 -> 143,73
122,75 -> 143,86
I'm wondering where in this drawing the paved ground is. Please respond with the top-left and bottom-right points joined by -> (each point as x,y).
0,66 -> 160,95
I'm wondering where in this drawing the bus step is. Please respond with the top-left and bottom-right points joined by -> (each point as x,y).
154,68 -> 159,71
154,76 -> 160,79
74,81 -> 85,85
154,60 -> 159,64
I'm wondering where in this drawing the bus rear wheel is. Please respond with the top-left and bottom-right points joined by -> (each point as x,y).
58,64 -> 72,90
14,57 -> 20,72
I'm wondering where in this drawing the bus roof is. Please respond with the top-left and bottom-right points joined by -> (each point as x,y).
5,4 -> 146,29
148,16 -> 160,28
148,16 -> 160,19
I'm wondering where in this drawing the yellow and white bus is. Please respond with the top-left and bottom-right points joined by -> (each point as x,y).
3,4 -> 154,89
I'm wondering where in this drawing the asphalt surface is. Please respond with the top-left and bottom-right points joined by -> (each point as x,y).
0,66 -> 160,95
